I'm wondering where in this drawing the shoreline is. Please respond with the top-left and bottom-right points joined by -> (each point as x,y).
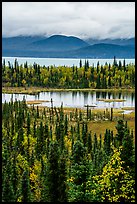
2,86 -> 135,95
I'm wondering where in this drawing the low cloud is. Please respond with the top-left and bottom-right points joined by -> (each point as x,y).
2,2 -> 135,39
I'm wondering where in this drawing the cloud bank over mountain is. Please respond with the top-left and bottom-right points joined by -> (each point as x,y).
2,2 -> 135,39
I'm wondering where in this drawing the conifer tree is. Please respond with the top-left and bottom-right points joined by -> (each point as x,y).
68,140 -> 90,202
93,133 -> 98,154
104,129 -> 111,155
87,132 -> 92,155
110,107 -> 113,121
27,112 -> 31,135
58,151 -> 68,202
79,59 -> 82,68
115,119 -> 125,147
36,105 -> 39,118
2,159 -> 16,202
47,141 -> 60,202
82,122 -> 88,146
84,60 -> 87,72
40,159 -> 49,202
121,123 -> 135,175
21,169 -> 31,202
64,114 -> 68,135
99,134 -> 102,150
77,121 -> 81,141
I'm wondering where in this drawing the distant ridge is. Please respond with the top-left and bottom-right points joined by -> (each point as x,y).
2,35 -> 135,58
68,43 -> 134,58
2,36 -> 47,50
85,37 -> 135,46
28,35 -> 89,51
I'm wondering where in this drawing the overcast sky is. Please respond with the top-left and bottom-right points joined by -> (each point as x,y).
2,2 -> 135,39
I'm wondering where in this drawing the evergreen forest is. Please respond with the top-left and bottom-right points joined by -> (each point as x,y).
2,98 -> 135,202
2,58 -> 135,89
2,57 -> 135,202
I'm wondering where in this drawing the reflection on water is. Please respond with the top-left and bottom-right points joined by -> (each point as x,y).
2,91 -> 135,109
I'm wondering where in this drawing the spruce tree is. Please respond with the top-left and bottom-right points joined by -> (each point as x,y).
21,169 -> 31,202
64,114 -> 68,135
47,141 -> 60,202
120,123 -> 135,175
93,133 -> 98,154
79,59 -> 82,68
115,119 -> 125,147
2,159 -> 16,202
104,129 -> 111,155
58,151 -> 68,202
87,132 -> 92,156
68,140 -> 90,202
27,113 -> 31,136
2,175 -> 15,202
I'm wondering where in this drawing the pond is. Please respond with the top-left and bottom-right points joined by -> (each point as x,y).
2,90 -> 135,109
2,57 -> 135,67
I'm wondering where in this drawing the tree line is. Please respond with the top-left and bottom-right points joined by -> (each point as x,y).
2,58 -> 135,89
2,99 -> 135,202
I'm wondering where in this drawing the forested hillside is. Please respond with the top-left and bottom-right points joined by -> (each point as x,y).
2,99 -> 135,202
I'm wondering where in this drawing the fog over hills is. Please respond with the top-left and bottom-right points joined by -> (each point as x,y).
85,37 -> 135,46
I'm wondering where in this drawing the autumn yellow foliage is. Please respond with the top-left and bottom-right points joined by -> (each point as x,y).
92,146 -> 135,202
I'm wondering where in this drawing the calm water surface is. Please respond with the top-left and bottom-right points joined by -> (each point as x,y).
2,57 -> 135,109
2,57 -> 135,67
2,91 -> 135,109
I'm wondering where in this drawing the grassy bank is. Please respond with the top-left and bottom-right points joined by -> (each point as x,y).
97,98 -> 126,102
26,100 -> 51,105
32,105 -> 135,140
2,86 -> 135,94
2,86 -> 135,140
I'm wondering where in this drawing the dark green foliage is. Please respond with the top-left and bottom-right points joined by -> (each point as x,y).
72,140 -> 86,164
69,140 -> 90,202
47,140 -> 61,202
2,99 -> 135,202
104,129 -> 111,155
2,175 -> 15,202
2,59 -> 135,89
82,122 -> 88,146
21,169 -> 31,202
110,107 -> 113,121
99,134 -> 102,150
115,119 -> 125,146
2,159 -> 16,202
87,132 -> 92,155
27,113 -> 31,135
79,59 -> 82,68
58,151 -> 68,202
113,56 -> 118,66
121,130 -> 134,171
93,133 -> 98,154
64,114 -> 68,135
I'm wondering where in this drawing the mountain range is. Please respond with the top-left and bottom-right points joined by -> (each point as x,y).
2,35 -> 135,58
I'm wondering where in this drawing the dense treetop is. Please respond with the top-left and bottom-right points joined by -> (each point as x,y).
2,58 -> 135,89
2,99 -> 135,202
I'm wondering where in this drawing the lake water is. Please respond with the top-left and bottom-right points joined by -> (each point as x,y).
2,57 -> 135,67
2,91 -> 135,109
2,57 -> 135,109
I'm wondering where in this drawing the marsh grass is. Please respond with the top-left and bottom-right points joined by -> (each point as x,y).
30,105 -> 135,140
26,100 -> 51,105
121,107 -> 135,110
2,86 -> 135,94
97,98 -> 126,102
